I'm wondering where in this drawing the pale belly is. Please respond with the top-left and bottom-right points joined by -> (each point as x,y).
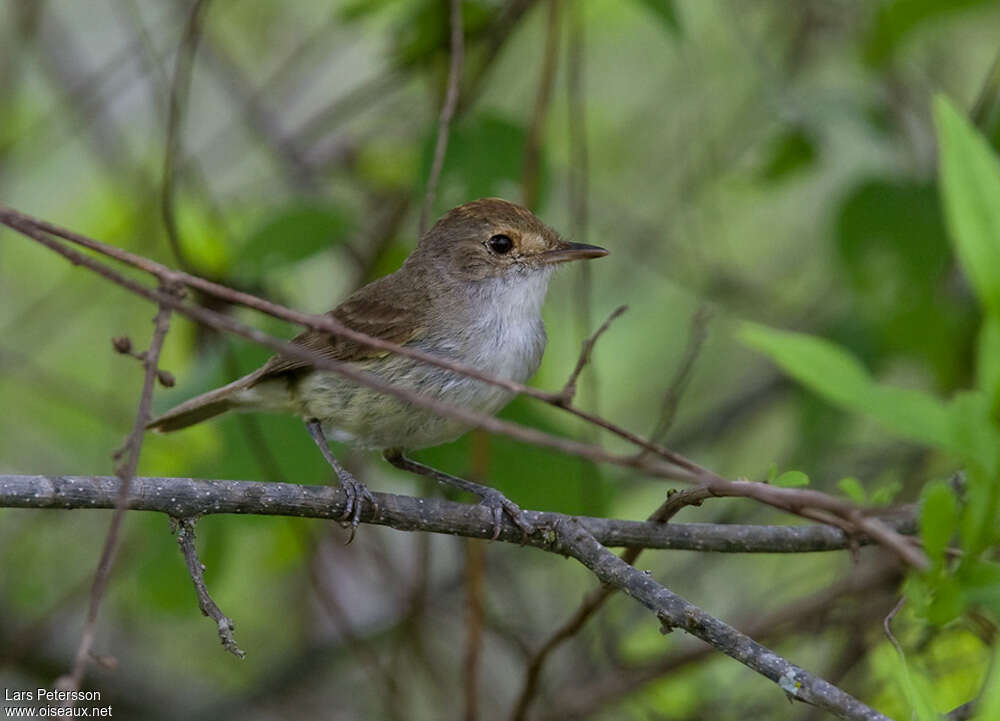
292,362 -> 518,450
269,318 -> 546,450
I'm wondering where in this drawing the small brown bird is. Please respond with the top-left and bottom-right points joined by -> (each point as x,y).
148,198 -> 608,536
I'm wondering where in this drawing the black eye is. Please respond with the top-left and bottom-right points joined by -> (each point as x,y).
488,234 -> 513,254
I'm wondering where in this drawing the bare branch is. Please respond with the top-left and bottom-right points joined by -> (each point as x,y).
558,305 -> 627,405
509,486 -> 713,721
0,475 -> 916,554
57,301 -> 174,693
420,0 -> 464,235
537,561 -> 901,721
0,472 -> 905,718
553,520 -> 893,721
170,516 -> 245,659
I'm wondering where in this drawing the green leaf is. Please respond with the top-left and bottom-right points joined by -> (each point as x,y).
237,202 -> 351,279
837,476 -> 867,504
926,575 -> 965,625
773,470 -> 809,488
934,95 -> 1000,318
920,480 -> 958,564
633,0 -> 681,34
740,323 -> 953,451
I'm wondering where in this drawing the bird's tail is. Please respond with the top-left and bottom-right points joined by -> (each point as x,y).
146,370 -> 264,433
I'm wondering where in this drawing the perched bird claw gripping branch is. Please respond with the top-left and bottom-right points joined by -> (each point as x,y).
147,198 -> 608,538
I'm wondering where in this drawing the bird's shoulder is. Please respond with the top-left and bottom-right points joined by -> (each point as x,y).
254,271 -> 432,381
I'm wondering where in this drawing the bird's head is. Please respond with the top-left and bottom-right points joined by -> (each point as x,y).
411,198 -> 607,282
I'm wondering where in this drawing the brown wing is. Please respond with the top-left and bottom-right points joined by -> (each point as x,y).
252,274 -> 429,384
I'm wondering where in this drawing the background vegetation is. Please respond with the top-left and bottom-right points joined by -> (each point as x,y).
2,0 -> 1000,719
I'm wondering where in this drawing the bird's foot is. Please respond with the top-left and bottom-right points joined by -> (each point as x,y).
335,469 -> 378,543
477,489 -> 535,542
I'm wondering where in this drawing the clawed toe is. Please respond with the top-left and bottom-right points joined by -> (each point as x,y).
479,491 -> 535,542
337,474 -> 377,544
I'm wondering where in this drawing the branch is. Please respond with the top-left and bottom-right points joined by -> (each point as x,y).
58,301 -> 174,693
553,520 -> 893,721
0,475 -> 916,554
1,473 -> 902,718
557,304 -> 627,405
169,516 -> 244,658
509,486 -> 714,721
537,560 -> 901,721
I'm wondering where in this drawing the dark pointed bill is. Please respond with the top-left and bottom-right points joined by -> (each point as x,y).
538,241 -> 609,264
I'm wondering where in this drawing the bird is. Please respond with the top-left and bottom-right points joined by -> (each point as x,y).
147,198 -> 608,538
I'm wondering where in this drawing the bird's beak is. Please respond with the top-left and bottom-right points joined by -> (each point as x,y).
537,241 -> 609,265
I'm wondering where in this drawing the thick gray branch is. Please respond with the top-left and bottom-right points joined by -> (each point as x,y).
554,520 -> 893,721
0,474 -> 914,553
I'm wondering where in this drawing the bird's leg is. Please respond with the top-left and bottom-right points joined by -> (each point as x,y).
382,449 -> 534,540
305,419 -> 377,537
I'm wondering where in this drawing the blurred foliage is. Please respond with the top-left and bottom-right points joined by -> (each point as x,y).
742,97 -> 1000,718
3,0 -> 1000,719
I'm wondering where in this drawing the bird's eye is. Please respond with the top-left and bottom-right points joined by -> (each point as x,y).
488,234 -> 514,254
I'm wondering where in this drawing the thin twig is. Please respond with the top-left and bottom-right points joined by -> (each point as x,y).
170,516 -> 244,658
558,305 -> 627,404
57,301 -> 174,693
420,0 -> 464,235
882,596 -> 906,658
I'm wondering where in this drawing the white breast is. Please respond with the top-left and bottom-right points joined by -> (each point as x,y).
451,269 -> 551,383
